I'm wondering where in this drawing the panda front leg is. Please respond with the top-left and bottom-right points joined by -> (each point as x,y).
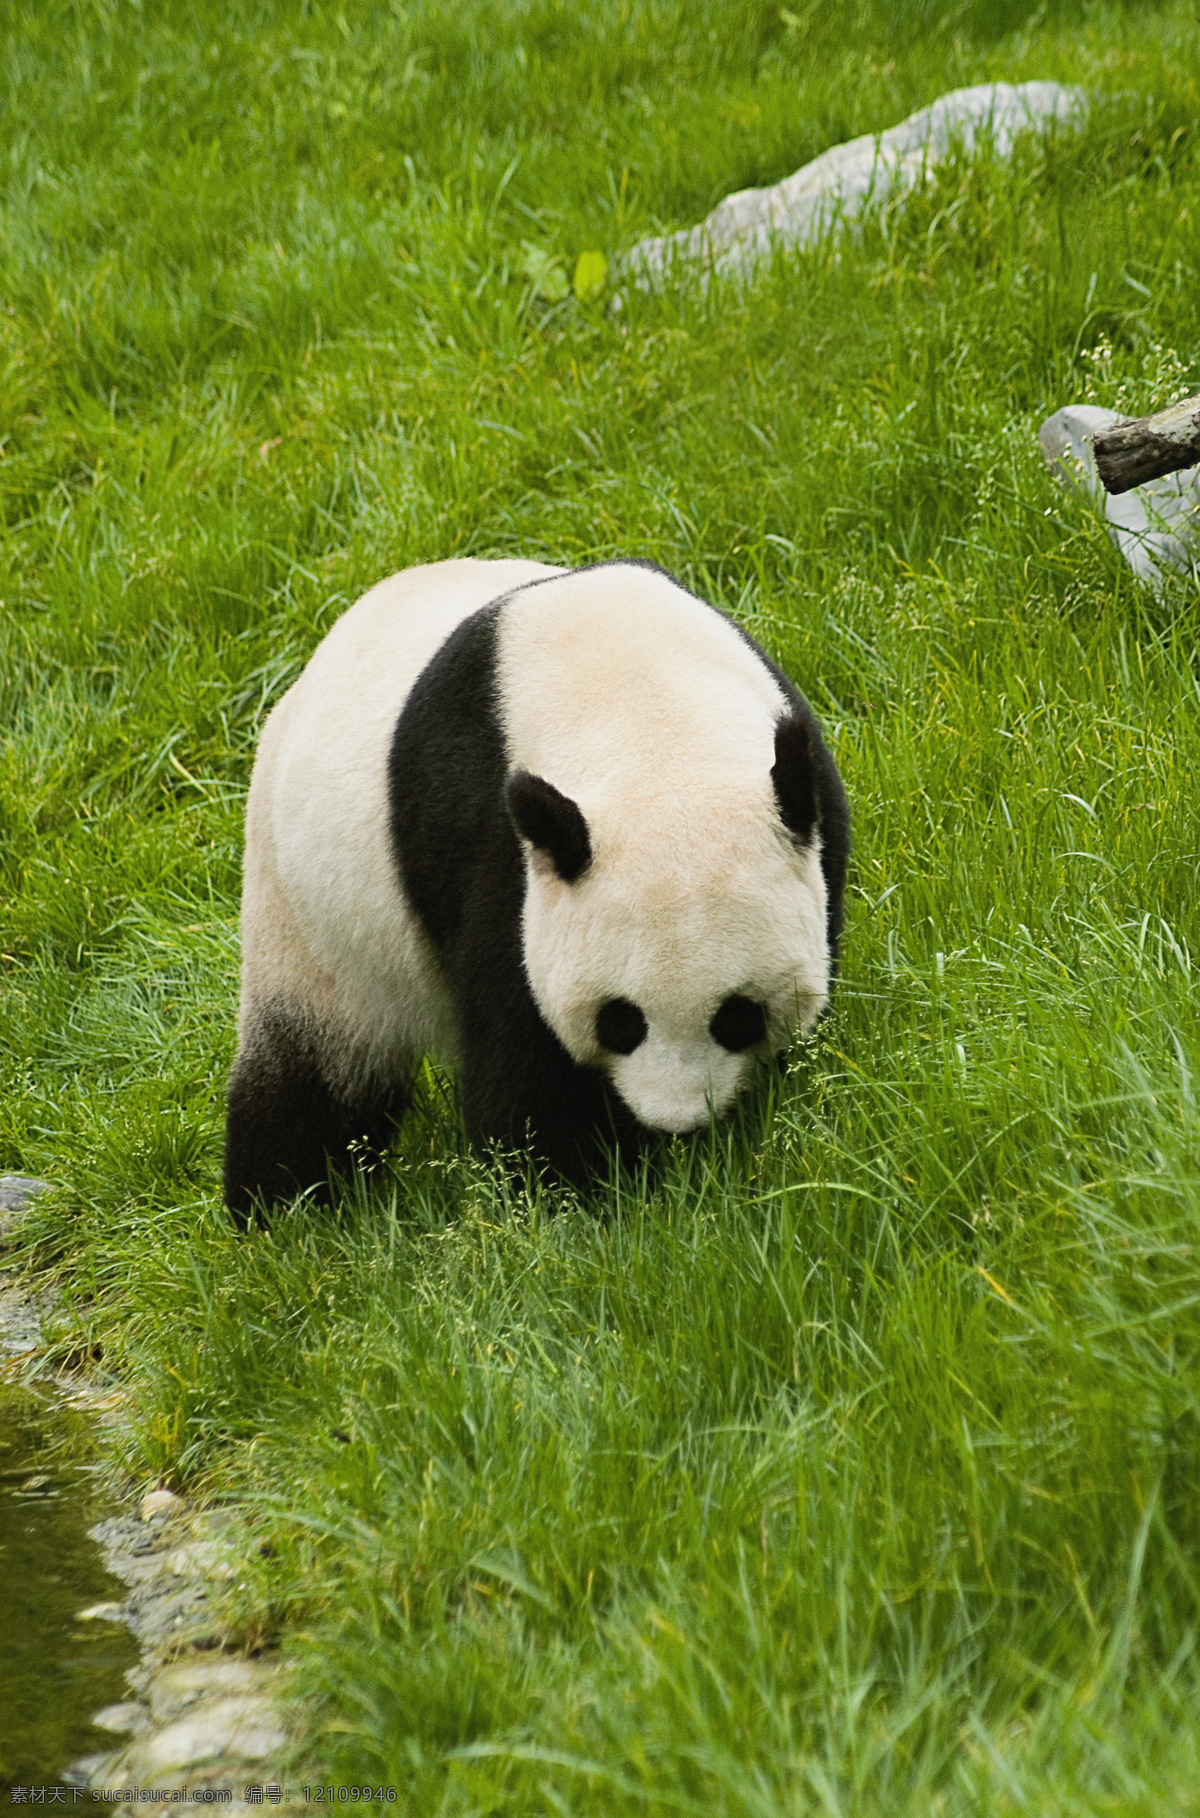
455,981 -> 642,1194
223,1004 -> 407,1226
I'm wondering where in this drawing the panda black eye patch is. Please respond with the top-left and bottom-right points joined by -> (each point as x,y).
596,998 -> 648,1055
710,994 -> 768,1053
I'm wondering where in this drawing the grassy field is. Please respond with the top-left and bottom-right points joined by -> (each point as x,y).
3,0 -> 1200,1809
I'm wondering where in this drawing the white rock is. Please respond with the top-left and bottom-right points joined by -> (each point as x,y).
148,1657 -> 272,1724
91,1701 -> 145,1734
1105,465 -> 1200,583
1039,403 -> 1119,499
1040,403 -> 1200,585
167,1540 -> 237,1579
78,1600 -> 127,1622
140,1487 -> 186,1522
625,81 -> 1087,284
133,1693 -> 287,1771
0,1175 -> 51,1214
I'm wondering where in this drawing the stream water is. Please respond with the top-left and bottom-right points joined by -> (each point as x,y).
0,1390 -> 139,1792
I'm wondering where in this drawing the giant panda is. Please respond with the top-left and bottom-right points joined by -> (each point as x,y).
224,557 -> 848,1222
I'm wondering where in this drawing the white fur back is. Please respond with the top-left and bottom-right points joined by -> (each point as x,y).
241,558 -> 561,1078
496,565 -> 788,812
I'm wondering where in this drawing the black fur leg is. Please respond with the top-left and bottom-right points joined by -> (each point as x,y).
456,979 -> 644,1195
224,1008 -> 407,1227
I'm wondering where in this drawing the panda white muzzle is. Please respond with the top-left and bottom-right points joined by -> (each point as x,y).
607,1035 -> 751,1134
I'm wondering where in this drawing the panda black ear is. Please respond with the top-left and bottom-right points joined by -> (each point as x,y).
506,770 -> 592,883
772,715 -> 817,845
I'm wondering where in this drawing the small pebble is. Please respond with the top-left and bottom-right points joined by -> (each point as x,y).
79,1601 -> 126,1622
91,1701 -> 144,1734
140,1488 -> 186,1522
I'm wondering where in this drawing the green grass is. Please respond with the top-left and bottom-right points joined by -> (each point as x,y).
3,0 -> 1200,1809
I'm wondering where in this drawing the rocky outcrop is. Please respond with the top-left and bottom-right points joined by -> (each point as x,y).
624,81 -> 1087,284
79,1491 -> 297,1810
1040,404 -> 1200,586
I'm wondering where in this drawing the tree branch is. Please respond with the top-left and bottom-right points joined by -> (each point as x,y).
1093,391 -> 1200,496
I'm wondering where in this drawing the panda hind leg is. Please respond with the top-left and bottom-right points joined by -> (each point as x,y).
223,1005 -> 408,1227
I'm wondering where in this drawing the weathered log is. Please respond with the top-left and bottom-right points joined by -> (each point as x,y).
1093,391 -> 1200,496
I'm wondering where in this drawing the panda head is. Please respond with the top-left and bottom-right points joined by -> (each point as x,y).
506,714 -> 831,1136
